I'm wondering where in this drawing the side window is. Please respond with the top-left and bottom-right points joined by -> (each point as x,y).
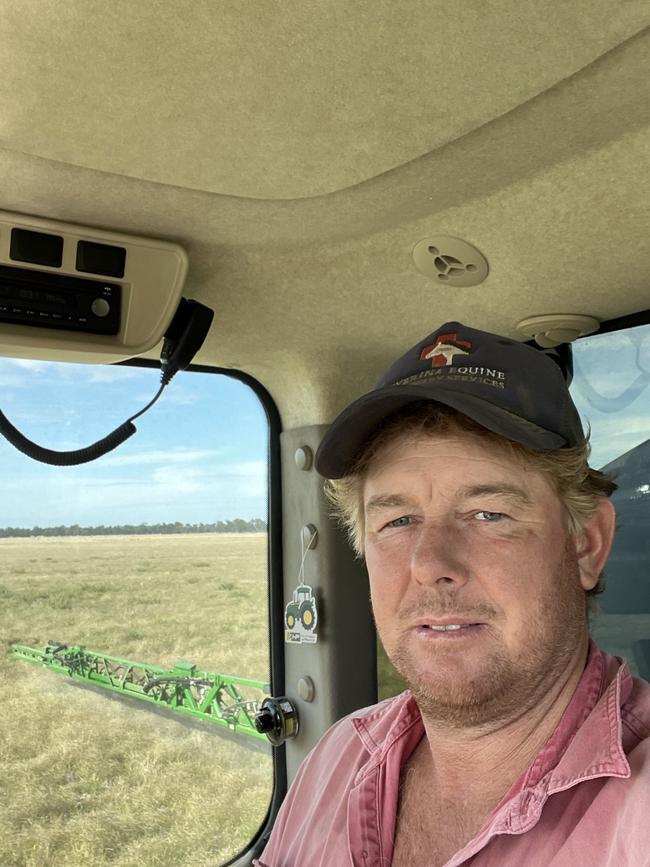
571,322 -> 650,680
1,360 -> 275,866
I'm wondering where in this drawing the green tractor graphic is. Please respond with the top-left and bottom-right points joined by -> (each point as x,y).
285,584 -> 317,632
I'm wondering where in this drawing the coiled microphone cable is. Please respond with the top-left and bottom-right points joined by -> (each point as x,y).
0,299 -> 213,466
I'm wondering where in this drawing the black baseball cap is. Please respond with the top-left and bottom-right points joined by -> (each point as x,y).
314,321 -> 585,479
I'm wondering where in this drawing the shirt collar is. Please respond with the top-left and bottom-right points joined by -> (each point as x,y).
350,691 -> 422,784
544,639 -> 632,791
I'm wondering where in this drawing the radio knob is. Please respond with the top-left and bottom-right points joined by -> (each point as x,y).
91,297 -> 111,318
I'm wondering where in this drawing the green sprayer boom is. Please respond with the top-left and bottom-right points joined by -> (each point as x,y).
11,641 -> 271,742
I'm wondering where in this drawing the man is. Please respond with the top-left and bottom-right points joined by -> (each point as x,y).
256,322 -> 650,867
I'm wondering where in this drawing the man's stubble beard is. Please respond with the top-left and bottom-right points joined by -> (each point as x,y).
385,543 -> 588,729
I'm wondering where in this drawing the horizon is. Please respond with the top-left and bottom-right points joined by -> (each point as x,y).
0,518 -> 267,535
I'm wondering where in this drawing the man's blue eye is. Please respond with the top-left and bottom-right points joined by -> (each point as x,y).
475,511 -> 505,522
387,516 -> 411,528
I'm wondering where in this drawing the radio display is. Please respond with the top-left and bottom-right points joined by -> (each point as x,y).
0,285 -> 75,309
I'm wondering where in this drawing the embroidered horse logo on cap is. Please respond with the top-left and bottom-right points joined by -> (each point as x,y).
420,333 -> 472,367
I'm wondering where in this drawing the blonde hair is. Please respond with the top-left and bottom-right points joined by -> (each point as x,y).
325,403 -> 616,610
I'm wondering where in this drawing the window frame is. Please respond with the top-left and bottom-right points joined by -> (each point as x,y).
119,357 -> 286,865
590,309 -> 650,336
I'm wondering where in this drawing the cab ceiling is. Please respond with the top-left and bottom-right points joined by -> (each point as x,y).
1,2 -> 649,427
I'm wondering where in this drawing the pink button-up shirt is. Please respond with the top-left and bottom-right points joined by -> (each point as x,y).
256,640 -> 650,866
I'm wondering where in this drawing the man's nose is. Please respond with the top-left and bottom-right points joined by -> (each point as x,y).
410,522 -> 470,589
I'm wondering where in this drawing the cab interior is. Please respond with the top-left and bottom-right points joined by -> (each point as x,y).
1,4 -> 649,865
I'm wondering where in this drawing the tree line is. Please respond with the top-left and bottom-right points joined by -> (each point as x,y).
0,519 -> 267,538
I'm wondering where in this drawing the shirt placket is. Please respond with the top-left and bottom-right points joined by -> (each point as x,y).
347,765 -> 384,867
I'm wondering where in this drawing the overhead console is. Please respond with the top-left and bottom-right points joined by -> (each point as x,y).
0,211 -> 187,363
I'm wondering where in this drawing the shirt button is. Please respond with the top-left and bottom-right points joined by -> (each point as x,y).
362,852 -> 368,859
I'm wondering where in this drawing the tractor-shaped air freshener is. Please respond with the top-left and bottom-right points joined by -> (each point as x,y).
284,583 -> 318,644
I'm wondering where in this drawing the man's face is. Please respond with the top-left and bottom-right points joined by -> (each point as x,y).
363,430 -> 594,728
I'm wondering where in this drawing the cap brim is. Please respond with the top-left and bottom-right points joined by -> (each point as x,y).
314,383 -> 566,478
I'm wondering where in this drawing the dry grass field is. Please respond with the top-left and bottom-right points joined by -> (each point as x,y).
0,533 -> 273,867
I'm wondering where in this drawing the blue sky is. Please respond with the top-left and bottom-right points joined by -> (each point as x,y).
0,361 -> 269,527
0,323 -> 648,528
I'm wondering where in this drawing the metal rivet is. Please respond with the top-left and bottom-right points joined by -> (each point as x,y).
294,446 -> 313,471
297,676 -> 315,702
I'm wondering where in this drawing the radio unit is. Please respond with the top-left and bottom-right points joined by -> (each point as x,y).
0,264 -> 121,336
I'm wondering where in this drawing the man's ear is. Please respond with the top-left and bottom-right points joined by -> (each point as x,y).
575,498 -> 616,591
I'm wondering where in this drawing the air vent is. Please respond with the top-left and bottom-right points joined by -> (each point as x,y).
412,236 -> 489,287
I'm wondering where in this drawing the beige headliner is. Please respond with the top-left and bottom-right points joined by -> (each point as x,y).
1,3 -> 649,427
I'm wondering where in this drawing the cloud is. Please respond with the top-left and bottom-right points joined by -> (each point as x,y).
0,458 -> 268,527
0,375 -> 28,389
99,447 -> 227,468
0,357 -> 152,387
150,460 -> 266,495
0,358 -> 50,387
1,358 -> 51,372
156,387 -> 200,407
80,366 -> 152,385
